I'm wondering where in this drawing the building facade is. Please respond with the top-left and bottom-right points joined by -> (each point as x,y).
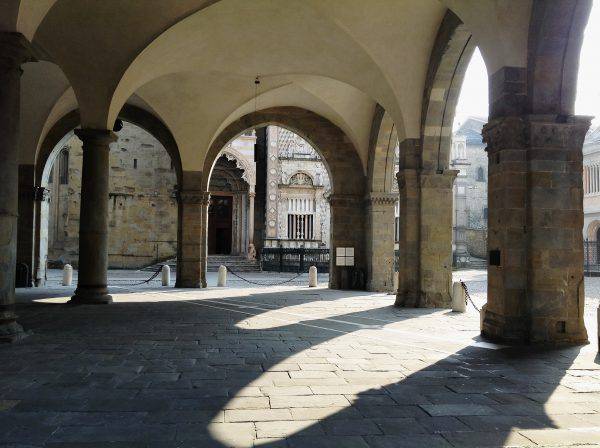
46,124 -> 331,268
583,126 -> 600,241
450,117 -> 488,266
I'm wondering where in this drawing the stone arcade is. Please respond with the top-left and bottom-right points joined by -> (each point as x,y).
1,2 -> 596,345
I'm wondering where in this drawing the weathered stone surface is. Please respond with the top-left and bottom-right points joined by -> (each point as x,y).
482,115 -> 590,343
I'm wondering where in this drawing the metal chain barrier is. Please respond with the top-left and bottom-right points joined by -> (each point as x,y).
460,280 -> 480,312
227,268 -> 305,286
109,266 -> 163,287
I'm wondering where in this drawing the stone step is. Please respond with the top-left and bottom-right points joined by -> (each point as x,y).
141,256 -> 262,273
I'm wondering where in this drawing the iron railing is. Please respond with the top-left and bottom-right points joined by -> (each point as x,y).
584,240 -> 600,276
261,248 -> 330,273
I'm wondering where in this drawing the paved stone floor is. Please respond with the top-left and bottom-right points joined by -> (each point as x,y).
2,270 -> 599,447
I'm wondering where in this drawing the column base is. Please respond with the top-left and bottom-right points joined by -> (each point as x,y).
69,286 -> 112,305
0,306 -> 28,342
482,308 -> 589,345
0,321 -> 28,343
394,291 -> 420,307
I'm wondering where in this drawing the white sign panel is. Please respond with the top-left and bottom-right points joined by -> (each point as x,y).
335,247 -> 355,266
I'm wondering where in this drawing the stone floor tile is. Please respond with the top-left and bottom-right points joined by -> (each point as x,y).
519,428 -> 600,445
420,403 -> 498,417
321,418 -> 382,436
290,406 -> 363,421
355,405 -> 429,419
270,394 -> 349,408
373,417 -> 429,435
287,435 -> 370,448
255,419 -> 324,438
225,408 -> 292,422
440,430 -> 536,447
364,434 -> 452,448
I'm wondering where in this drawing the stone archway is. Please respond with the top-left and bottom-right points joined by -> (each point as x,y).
28,105 -> 183,285
179,106 -> 366,289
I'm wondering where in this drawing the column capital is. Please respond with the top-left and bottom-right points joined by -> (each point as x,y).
483,115 -> 592,151
0,32 -> 36,74
74,129 -> 118,146
248,191 -> 256,199
177,190 -> 210,205
328,194 -> 362,207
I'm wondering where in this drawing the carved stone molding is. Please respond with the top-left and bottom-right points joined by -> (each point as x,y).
177,190 -> 210,205
221,147 -> 256,187
483,115 -> 591,152
328,194 -> 362,207
365,192 -> 397,206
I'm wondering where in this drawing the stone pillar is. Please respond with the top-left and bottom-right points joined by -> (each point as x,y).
395,139 -> 421,306
176,174 -> 209,288
0,33 -> 34,341
16,164 -> 35,287
365,193 -> 397,292
482,115 -> 589,343
329,194 -> 366,289
395,168 -> 420,306
33,186 -> 49,286
419,170 -> 457,307
247,190 -> 256,259
69,129 -> 116,305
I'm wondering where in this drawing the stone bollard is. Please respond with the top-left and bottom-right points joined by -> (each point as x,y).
480,303 -> 488,332
62,264 -> 73,286
217,265 -> 227,287
161,265 -> 170,286
451,281 -> 466,312
308,266 -> 318,287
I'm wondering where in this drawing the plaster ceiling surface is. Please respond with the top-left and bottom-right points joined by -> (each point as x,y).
20,0 -> 534,172
19,60 -> 70,165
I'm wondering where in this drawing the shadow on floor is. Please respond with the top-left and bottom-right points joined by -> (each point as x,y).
0,286 -> 597,447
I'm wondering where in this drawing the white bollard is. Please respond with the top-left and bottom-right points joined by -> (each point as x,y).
62,264 -> 73,286
217,265 -> 227,287
161,264 -> 170,286
452,281 -> 466,312
308,266 -> 318,287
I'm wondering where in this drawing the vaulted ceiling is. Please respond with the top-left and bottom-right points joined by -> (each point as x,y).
5,0 -> 535,172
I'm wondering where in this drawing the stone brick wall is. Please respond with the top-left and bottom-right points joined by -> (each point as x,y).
47,122 -> 178,269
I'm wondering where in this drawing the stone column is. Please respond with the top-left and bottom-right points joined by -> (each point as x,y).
482,115 -> 589,343
365,193 -> 397,292
16,164 -> 36,287
69,129 -> 116,305
395,168 -> 420,306
176,183 -> 209,288
329,194 -> 366,289
247,190 -> 256,259
33,186 -> 50,286
0,33 -> 34,341
419,170 -> 457,307
395,139 -> 421,306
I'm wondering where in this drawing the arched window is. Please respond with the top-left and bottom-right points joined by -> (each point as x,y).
476,166 -> 485,182
289,172 -> 313,186
58,149 -> 69,185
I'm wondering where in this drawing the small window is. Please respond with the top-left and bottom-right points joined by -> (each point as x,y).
59,150 -> 69,184
476,166 -> 485,182
483,207 -> 488,220
133,159 -> 138,169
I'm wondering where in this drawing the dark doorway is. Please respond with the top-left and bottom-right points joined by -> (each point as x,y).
209,195 -> 233,254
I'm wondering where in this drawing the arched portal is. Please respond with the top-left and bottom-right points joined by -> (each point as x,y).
31,105 -> 182,285
175,106 -> 366,290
